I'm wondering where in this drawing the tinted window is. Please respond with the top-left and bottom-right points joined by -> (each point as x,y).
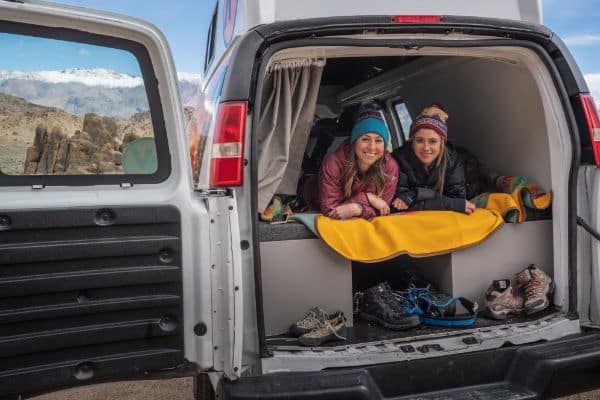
204,7 -> 218,72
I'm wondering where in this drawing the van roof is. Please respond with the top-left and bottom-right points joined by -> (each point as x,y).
240,0 -> 542,29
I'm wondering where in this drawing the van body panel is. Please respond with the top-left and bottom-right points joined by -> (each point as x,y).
242,0 -> 542,28
253,16 -> 552,49
219,31 -> 265,104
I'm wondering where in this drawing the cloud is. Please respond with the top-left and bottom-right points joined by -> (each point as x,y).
563,34 -> 600,46
177,71 -> 201,82
78,48 -> 90,56
584,74 -> 600,108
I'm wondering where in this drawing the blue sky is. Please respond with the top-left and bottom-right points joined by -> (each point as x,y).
51,0 -> 215,76
544,0 -> 600,75
0,32 -> 142,75
34,0 -> 600,87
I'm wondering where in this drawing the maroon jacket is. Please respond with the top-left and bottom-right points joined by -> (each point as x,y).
318,141 -> 399,219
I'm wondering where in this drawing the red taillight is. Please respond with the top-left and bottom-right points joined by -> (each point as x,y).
390,15 -> 444,23
579,93 -> 600,166
210,101 -> 247,187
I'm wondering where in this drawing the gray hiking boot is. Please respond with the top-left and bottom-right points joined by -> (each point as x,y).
484,279 -> 524,320
289,306 -> 343,337
298,315 -> 347,347
515,264 -> 554,315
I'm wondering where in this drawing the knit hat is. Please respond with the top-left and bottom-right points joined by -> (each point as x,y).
409,103 -> 449,141
350,108 -> 390,146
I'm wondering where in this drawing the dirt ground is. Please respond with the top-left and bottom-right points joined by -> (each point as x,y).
28,376 -> 600,400
0,139 -> 26,175
31,377 -> 194,400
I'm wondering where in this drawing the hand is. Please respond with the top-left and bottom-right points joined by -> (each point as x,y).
367,193 -> 390,216
327,203 -> 362,219
465,200 -> 476,214
392,197 -> 409,210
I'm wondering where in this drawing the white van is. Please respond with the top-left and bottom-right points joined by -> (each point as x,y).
2,0 -> 600,399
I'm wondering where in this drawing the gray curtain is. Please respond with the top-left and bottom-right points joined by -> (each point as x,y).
258,58 -> 325,211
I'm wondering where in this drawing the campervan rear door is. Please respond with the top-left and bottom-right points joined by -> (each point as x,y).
0,1 -> 221,397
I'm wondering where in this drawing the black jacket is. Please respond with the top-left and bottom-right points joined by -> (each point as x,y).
391,143 -> 466,212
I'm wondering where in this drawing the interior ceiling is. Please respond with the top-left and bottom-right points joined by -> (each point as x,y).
321,56 -> 419,87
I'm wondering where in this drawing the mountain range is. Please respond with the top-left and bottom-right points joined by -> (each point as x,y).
0,68 -> 200,119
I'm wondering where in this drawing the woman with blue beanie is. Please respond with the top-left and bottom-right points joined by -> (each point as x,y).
391,104 -> 476,214
318,107 -> 399,219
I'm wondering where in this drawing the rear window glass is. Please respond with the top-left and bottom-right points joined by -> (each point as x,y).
394,102 -> 413,141
0,26 -> 169,185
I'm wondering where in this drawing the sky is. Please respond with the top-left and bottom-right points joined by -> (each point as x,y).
33,0 -> 600,97
50,0 -> 215,77
0,32 -> 142,75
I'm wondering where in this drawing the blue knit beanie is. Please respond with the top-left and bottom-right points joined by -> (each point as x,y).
350,110 -> 389,146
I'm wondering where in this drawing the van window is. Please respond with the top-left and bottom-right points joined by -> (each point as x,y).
204,6 -> 218,72
393,101 -> 413,141
0,27 -> 169,185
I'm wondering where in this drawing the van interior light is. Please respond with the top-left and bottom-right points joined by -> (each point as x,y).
390,15 -> 444,23
210,101 -> 247,187
579,93 -> 600,167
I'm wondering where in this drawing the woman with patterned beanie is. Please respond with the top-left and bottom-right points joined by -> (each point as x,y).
318,106 -> 399,220
391,104 -> 476,214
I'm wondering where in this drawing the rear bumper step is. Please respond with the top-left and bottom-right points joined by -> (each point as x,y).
221,332 -> 600,399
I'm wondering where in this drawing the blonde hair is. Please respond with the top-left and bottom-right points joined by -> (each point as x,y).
343,142 -> 386,198
428,138 -> 448,193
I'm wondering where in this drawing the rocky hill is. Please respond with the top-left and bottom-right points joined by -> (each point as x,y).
0,92 -> 194,175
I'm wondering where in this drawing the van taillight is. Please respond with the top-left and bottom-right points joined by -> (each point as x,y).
391,15 -> 443,23
579,93 -> 600,166
210,101 -> 247,187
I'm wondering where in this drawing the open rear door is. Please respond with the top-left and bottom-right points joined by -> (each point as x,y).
0,1 -> 228,397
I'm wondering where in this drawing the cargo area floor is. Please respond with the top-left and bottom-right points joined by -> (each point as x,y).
266,307 -> 557,350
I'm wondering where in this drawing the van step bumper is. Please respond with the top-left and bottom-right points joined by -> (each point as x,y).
220,332 -> 600,399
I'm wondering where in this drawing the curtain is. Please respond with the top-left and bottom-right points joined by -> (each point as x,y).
258,58 -> 325,211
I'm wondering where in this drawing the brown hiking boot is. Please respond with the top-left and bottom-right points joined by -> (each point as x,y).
515,264 -> 554,315
484,279 -> 524,320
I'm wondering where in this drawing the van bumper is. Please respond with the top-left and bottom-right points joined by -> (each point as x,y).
220,332 -> 600,399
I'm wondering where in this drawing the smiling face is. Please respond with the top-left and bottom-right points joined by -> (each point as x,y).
354,133 -> 385,172
411,128 -> 443,167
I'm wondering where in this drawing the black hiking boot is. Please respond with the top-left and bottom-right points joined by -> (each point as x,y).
359,282 -> 420,330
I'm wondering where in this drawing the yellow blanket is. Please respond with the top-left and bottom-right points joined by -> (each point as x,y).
315,209 -> 504,263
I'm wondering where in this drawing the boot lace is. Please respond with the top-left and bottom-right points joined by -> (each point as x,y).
297,306 -> 327,328
306,317 -> 347,341
524,277 -> 544,299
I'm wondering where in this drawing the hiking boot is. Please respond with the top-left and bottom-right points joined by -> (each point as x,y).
289,306 -> 343,337
359,282 -> 420,330
515,264 -> 554,315
298,315 -> 347,347
484,279 -> 524,320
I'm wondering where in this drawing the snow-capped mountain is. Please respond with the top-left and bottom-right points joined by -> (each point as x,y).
0,68 -> 143,89
0,68 -> 200,118
177,72 -> 201,84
